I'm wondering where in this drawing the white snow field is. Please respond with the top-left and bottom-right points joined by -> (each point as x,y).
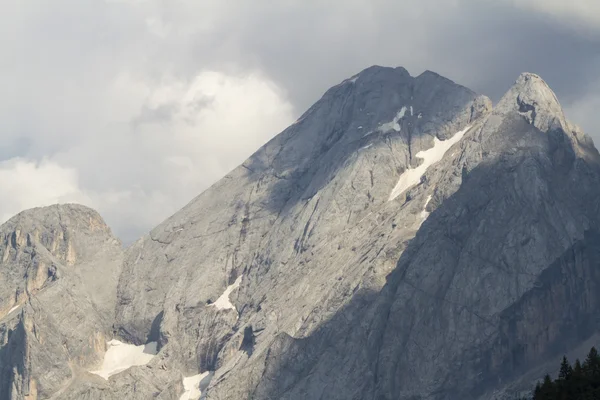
179,371 -> 214,400
421,195 -> 433,220
211,275 -> 243,311
90,339 -> 158,379
7,304 -> 20,315
378,106 -> 407,133
388,126 -> 470,201
1,304 -> 21,320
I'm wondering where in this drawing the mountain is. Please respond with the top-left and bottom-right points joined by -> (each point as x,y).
0,205 -> 123,399
1,66 -> 599,400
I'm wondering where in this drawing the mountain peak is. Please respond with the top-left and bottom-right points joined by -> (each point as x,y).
512,72 -> 558,102
3,203 -> 109,232
337,65 -> 410,87
417,69 -> 445,80
1,203 -> 117,266
495,72 -> 566,132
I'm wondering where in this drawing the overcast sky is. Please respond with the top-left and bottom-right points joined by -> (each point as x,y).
2,0 -> 599,243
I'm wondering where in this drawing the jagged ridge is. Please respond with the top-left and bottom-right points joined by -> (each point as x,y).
1,66 -> 599,400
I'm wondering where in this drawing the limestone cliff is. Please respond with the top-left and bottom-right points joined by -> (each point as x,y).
1,67 -> 599,400
0,205 -> 123,399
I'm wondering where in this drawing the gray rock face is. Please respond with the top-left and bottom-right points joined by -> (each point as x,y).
111,66 -> 488,397
231,73 -> 600,400
1,66 -> 599,400
0,205 -> 123,399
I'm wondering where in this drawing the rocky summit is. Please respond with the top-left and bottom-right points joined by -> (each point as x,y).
1,66 -> 599,400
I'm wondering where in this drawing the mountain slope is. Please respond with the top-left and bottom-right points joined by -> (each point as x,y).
0,205 -> 123,399
111,66 -> 489,394
1,67 -> 599,400
221,73 -> 600,400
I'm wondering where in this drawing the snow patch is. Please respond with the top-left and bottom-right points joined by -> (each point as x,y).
360,144 -> 373,151
350,75 -> 359,84
378,107 -> 407,133
410,106 -> 414,116
399,107 -> 407,118
211,275 -> 243,311
90,340 -> 158,380
388,126 -> 470,201
357,126 -> 363,129
420,195 -> 432,220
418,113 -> 423,119
180,371 -> 214,400
0,304 -> 21,319
7,304 -> 20,315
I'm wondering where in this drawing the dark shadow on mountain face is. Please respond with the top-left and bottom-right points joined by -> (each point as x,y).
240,325 -> 255,356
456,230 -> 600,398
247,288 -> 381,400
147,311 -> 164,346
0,316 -> 28,400
239,65 -> 485,214
249,123 -> 600,400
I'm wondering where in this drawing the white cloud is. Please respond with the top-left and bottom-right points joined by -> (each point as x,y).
0,2 -> 302,243
0,68 -> 294,242
0,159 -> 90,223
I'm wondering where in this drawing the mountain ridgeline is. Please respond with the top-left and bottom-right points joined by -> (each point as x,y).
1,66 -> 599,400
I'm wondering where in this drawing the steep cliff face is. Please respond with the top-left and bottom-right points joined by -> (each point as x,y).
1,67 -> 599,400
231,73 -> 600,400
110,66 -> 490,395
0,205 -> 123,399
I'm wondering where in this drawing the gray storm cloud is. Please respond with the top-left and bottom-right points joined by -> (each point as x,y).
1,0 -> 598,243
